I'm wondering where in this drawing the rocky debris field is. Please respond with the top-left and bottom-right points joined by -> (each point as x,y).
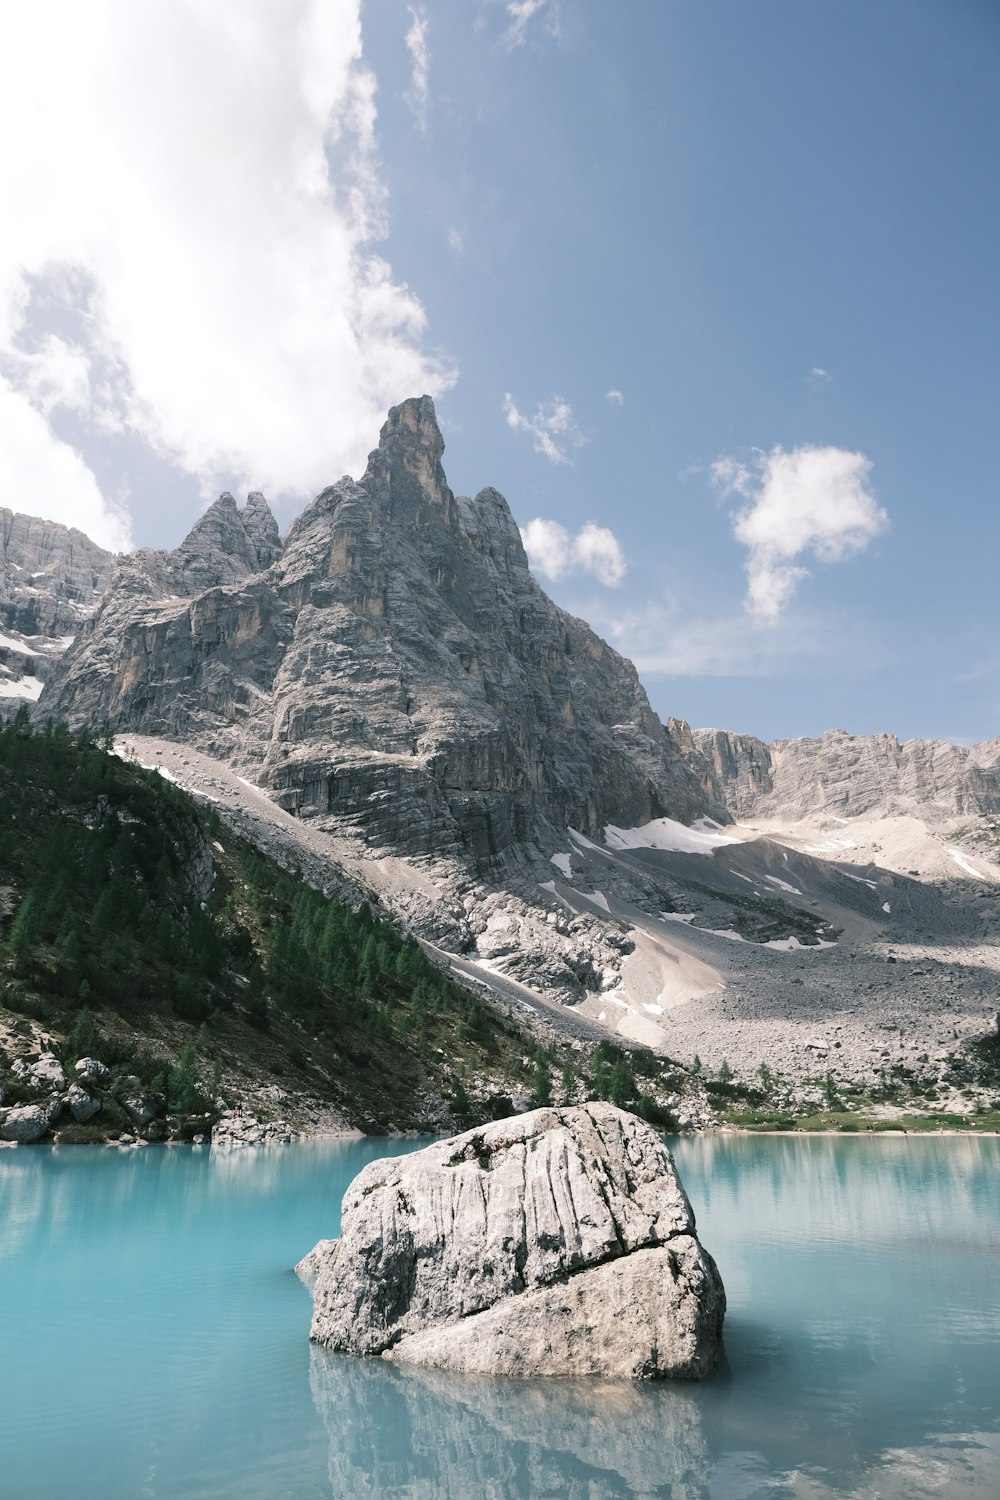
114,735 -> 1000,1129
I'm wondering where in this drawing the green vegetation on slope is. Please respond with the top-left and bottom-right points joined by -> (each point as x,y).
0,712 -> 533,1132
0,712 -> 685,1137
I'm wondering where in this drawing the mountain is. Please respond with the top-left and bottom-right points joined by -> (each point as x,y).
681,724 -> 1000,822
1,508 -> 115,709
1,719 -> 688,1141
42,397 -> 713,869
17,396 -> 1000,1128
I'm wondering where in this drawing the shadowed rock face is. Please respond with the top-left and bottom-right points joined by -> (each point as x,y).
1,509 -> 115,707
682,722 -> 1000,821
41,397 -> 715,870
299,1102 -> 726,1381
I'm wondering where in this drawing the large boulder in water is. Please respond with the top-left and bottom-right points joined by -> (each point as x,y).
299,1102 -> 725,1380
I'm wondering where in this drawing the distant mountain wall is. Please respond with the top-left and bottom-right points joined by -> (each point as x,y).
677,721 -> 1000,821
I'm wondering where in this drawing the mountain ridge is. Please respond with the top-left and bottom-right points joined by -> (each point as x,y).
40,395 -> 715,870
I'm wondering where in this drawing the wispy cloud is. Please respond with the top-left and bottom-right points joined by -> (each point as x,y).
605,389 -> 624,406
0,1 -> 453,550
808,366 -> 833,386
712,444 -> 889,620
503,392 -> 584,463
446,227 -> 464,258
521,518 -> 626,587
503,0 -> 561,49
589,599 -> 884,679
404,6 -> 430,133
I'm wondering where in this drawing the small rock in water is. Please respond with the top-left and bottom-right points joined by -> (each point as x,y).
298,1102 -> 725,1380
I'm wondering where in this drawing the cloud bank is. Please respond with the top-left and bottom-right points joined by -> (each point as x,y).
712,444 -> 888,619
521,518 -> 625,587
0,0 -> 453,550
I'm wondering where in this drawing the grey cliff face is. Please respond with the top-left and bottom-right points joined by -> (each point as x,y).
299,1102 -> 725,1380
0,508 -> 115,706
41,397 -> 716,868
683,723 -> 1000,821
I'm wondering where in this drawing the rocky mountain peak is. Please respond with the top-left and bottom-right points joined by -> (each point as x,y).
40,399 -> 715,868
172,490 -> 282,589
242,491 -> 283,570
362,394 -> 457,532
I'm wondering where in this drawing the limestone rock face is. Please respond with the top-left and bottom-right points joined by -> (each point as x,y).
41,398 -> 715,869
301,1102 -> 725,1380
0,508 -> 115,707
683,723 -> 1000,821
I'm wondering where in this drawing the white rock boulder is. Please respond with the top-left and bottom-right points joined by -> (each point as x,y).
0,1105 -> 50,1143
75,1058 -> 110,1085
66,1084 -> 102,1123
299,1102 -> 725,1380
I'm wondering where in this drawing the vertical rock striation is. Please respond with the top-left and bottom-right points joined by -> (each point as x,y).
299,1102 -> 725,1380
0,509 -> 115,708
41,397 -> 717,869
681,723 -> 1000,820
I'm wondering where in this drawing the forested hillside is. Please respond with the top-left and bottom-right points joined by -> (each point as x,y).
0,712 -> 675,1139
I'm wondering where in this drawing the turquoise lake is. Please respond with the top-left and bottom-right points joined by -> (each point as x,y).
1,1133 -> 998,1499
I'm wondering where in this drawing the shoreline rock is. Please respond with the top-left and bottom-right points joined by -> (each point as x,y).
298,1102 -> 725,1381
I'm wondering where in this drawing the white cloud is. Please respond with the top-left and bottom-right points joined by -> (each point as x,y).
521,518 -> 625,587
712,444 -> 889,620
0,1 -> 453,544
404,7 -> 430,133
605,389 -> 624,406
447,227 -> 465,258
0,382 -> 131,550
809,366 -> 833,384
503,0 -> 561,48
503,392 -> 584,464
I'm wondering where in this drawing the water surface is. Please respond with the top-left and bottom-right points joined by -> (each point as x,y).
1,1133 -> 997,1498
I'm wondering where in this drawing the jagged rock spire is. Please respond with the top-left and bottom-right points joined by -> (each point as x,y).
363,395 -> 457,531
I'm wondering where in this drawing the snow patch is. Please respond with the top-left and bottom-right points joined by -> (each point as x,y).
661,911 -> 697,924
948,849 -> 986,880
642,1003 -> 664,1015
550,852 -> 572,878
0,632 -> 33,654
882,902 -> 892,914
764,936 -> 837,952
582,890 -> 611,913
0,675 -> 43,700
567,827 -> 603,853
603,816 -> 744,855
841,871 -> 879,891
762,873 -> 803,896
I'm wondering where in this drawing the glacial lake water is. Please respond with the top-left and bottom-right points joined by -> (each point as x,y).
2,1134 -> 998,1500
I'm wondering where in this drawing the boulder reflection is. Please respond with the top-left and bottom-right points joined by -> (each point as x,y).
309,1348 -> 715,1499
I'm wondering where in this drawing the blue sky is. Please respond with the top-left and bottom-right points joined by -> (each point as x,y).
2,1 -> 997,744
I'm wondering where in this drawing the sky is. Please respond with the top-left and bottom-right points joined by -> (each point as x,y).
1,0 -> 998,745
